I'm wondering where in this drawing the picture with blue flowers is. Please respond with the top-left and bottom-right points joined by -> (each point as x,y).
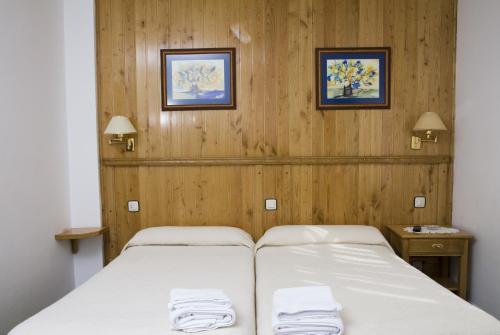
316,48 -> 390,109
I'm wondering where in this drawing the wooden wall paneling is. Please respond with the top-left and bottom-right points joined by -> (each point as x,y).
379,163 -> 394,234
170,0 -> 184,154
322,165 -> 336,225
96,0 -> 112,160
253,165 -> 265,236
239,0 -> 252,156
311,0 -> 325,156
385,0 -> 403,155
215,0 -> 233,156
426,0 -> 442,156
276,0 -> 290,156
311,166 -> 326,224
381,0 -> 395,156
356,0 -> 380,235
264,0 -> 278,156
102,162 -> 453,260
389,164 -> 405,226
123,0 -> 138,156
415,0 -> 431,147
179,166 -> 197,224
227,166 -> 244,228
291,165 -> 313,225
445,164 -> 454,226
240,166 -> 255,235
333,0 -> 360,156
203,167 -> 235,227
262,166 -> 278,234
252,0 -> 266,156
134,0 -> 148,158
111,0 -> 129,158
100,166 -> 118,261
297,0 -> 313,156
358,0 -> 383,156
187,0 -> 205,157
401,0 -> 418,154
227,0 -> 243,157
142,167 -> 160,227
179,1 -> 204,158
147,0 -> 163,158
95,0 -> 458,262
202,0 -> 221,157
439,0 -> 457,155
97,0 -> 458,159
260,166 -> 275,236
436,163 -> 450,225
321,0 -> 337,157
336,165 -> 360,225
113,167 -> 141,253
357,165 -> 382,229
241,166 -> 264,237
287,0 -> 300,156
412,164 -> 438,225
357,1 -> 384,230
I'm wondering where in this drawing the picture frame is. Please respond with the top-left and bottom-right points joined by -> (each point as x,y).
316,47 -> 391,110
160,48 -> 236,111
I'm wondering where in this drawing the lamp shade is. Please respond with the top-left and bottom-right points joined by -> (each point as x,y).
104,116 -> 137,135
413,112 -> 447,132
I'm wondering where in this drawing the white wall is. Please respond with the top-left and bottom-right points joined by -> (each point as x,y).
454,0 -> 500,319
0,0 -> 74,334
63,0 -> 103,287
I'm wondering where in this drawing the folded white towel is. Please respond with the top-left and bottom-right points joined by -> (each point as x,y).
273,320 -> 344,335
273,286 -> 342,319
272,316 -> 344,335
168,289 -> 232,311
169,289 -> 236,333
272,286 -> 344,335
170,307 -> 236,333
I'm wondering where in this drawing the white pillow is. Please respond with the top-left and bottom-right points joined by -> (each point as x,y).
123,226 -> 255,252
255,225 -> 392,250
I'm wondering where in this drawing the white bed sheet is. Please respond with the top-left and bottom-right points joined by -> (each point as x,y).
256,243 -> 500,335
10,245 -> 255,335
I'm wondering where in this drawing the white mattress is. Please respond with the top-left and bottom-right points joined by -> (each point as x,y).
256,227 -> 500,335
10,244 -> 255,334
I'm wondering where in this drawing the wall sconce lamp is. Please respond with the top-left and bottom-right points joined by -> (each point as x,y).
410,112 -> 447,150
104,116 -> 137,152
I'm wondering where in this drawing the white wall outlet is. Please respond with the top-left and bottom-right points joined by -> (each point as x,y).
128,200 -> 140,212
414,196 -> 426,208
265,198 -> 277,211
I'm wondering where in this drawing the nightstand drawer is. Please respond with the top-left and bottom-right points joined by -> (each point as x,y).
409,239 -> 464,255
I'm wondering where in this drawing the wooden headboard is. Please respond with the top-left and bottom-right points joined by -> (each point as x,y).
96,0 -> 457,263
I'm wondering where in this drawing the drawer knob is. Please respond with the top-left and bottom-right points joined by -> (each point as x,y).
432,243 -> 444,249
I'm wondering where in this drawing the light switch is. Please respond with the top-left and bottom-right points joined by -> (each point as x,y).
414,196 -> 426,208
265,198 -> 277,211
128,200 -> 140,212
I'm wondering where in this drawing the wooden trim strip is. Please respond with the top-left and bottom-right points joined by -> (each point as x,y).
102,156 -> 452,167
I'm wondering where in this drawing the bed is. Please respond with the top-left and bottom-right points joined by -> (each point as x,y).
255,225 -> 500,335
9,226 -> 256,335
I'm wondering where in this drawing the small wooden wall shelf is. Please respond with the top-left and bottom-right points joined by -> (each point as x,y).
55,227 -> 108,254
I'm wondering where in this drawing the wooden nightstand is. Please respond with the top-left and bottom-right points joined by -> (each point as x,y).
387,225 -> 472,299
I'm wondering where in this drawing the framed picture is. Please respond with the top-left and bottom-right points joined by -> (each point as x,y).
316,47 -> 390,110
160,48 -> 236,111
